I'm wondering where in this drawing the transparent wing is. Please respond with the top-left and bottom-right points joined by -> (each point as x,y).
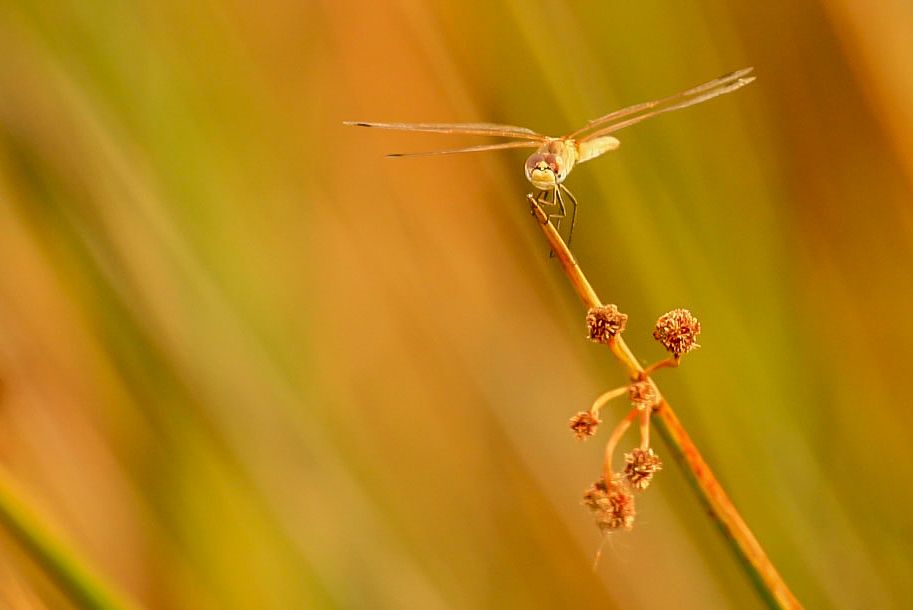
579,74 -> 755,142
385,140 -> 541,158
344,121 -> 547,141
567,67 -> 754,140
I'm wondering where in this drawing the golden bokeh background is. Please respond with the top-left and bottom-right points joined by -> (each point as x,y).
0,1 -> 911,608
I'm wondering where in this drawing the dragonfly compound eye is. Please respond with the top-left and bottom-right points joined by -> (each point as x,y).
525,153 -> 566,189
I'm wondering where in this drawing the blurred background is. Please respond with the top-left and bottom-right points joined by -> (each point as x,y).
0,0 -> 911,608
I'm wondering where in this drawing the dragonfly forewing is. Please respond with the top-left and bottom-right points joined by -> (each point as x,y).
343,121 -> 547,140
385,140 -> 542,158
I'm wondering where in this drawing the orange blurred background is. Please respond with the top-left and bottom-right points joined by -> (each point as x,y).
0,1 -> 911,608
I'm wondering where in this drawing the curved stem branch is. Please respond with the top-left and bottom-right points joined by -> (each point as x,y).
590,385 -> 629,415
639,407 -> 651,451
638,355 -> 680,379
603,408 -> 639,482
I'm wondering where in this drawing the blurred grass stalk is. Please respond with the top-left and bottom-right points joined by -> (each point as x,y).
0,464 -> 140,610
528,196 -> 802,610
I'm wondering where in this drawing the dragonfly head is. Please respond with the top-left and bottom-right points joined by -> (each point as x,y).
524,152 -> 567,190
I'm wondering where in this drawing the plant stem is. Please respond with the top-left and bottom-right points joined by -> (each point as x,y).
0,464 -> 141,610
590,386 -> 629,415
603,408 -> 639,482
639,407 -> 651,451
638,356 -> 680,379
526,195 -> 801,610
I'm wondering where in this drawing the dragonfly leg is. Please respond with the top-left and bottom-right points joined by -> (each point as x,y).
534,188 -> 566,231
560,184 -> 579,246
553,187 -> 567,236
535,188 -> 567,258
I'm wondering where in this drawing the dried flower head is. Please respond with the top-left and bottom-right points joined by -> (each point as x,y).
582,478 -> 636,532
624,448 -> 663,491
628,381 -> 657,411
569,411 -> 600,441
586,304 -> 628,344
653,308 -> 701,356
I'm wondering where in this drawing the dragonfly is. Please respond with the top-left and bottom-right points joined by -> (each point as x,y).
345,67 -> 754,244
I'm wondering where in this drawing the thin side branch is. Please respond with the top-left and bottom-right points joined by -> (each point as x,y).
638,355 -> 680,379
603,408 -> 640,482
590,386 -> 629,415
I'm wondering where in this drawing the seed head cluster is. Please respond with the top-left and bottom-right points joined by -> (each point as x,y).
569,410 -> 600,441
653,308 -> 701,356
583,478 -> 636,532
586,304 -> 628,345
628,381 -> 657,411
624,448 -> 663,491
575,305 -> 699,536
